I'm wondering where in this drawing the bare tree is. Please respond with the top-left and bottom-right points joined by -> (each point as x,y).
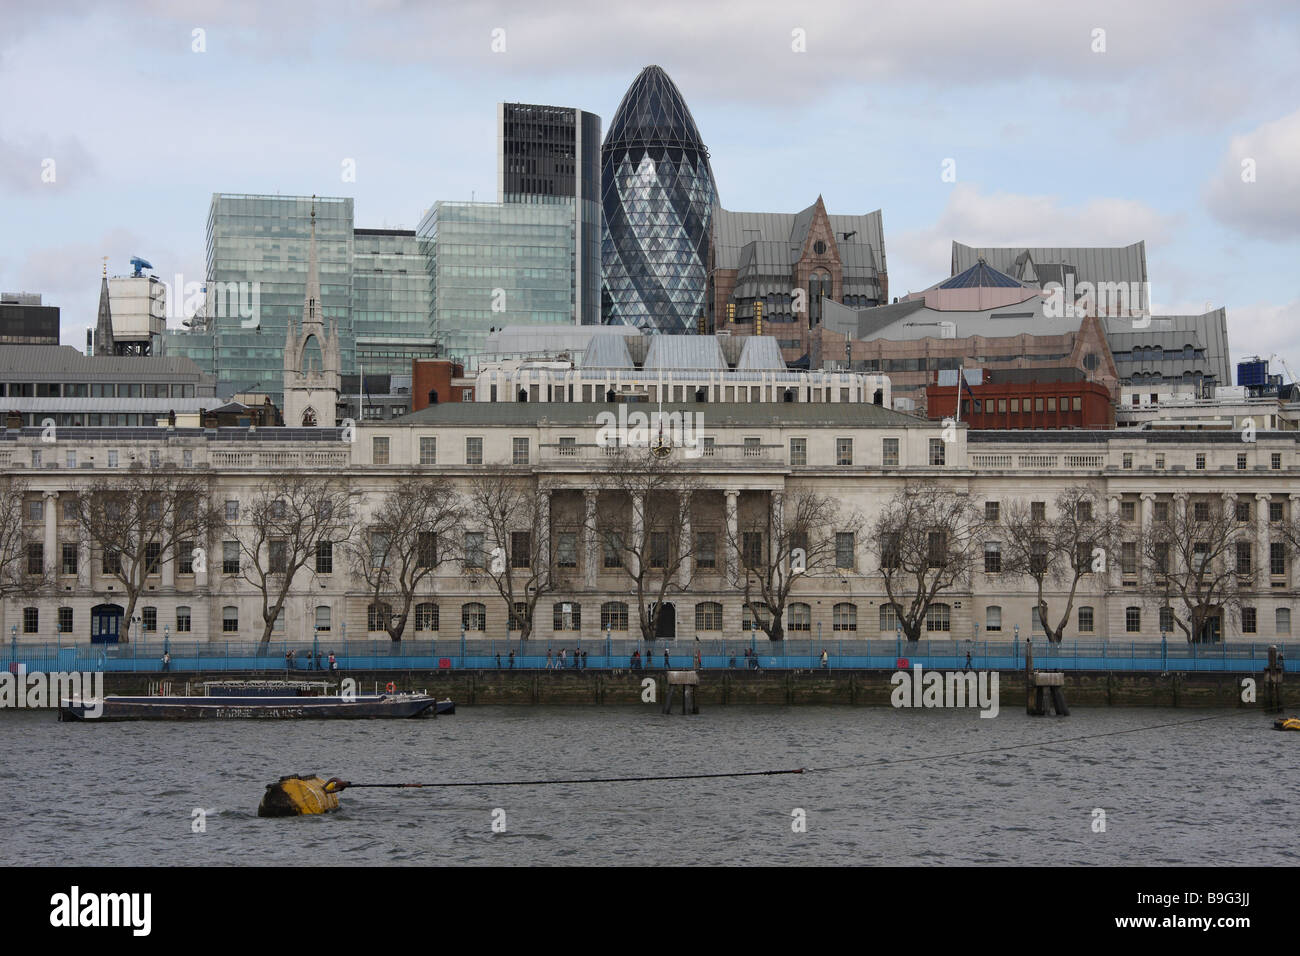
236,473 -> 357,644
589,446 -> 699,641
999,485 -> 1120,643
866,481 -> 985,643
71,468 -> 218,643
465,474 -> 554,641
349,476 -> 464,642
0,476 -> 46,604
725,487 -> 865,642
1142,494 -> 1245,643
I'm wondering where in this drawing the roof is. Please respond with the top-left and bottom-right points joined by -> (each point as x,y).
736,337 -> 786,370
644,336 -> 725,370
604,66 -> 709,154
1106,309 -> 1231,383
395,400 -> 922,428
0,397 -> 222,413
939,260 -> 1025,289
712,205 -> 886,275
951,241 -> 1148,309
0,345 -> 211,382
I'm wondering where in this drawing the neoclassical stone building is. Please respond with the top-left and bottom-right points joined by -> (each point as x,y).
3,401 -> 1298,646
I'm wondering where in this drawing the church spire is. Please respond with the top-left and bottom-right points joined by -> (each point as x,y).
302,195 -> 322,329
94,258 -> 115,356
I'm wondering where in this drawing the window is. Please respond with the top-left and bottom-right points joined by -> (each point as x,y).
149,450 -> 160,468
1272,453 -> 1282,470
1270,501 -> 1284,523
742,603 -> 771,632
372,436 -> 390,465
415,602 -> 439,631
61,543 -> 77,575
1122,453 -> 1133,470
1242,607 -> 1257,634
927,530 -> 947,568
642,531 -> 668,569
27,499 -> 43,521
835,532 -> 855,569
789,438 -> 807,466
1121,542 -> 1138,576
512,437 -> 530,465
695,532 -> 716,569
26,543 -> 43,576
367,602 -> 393,632
1125,607 -> 1141,633
695,602 -> 723,631
269,539 -> 288,574
369,532 -> 391,569
102,547 -> 121,576
466,437 -> 483,465
107,449 -> 118,467
556,532 -> 577,568
701,437 -> 715,457
1277,608 -> 1291,635
176,606 -> 191,633
57,607 -> 73,633
603,532 -> 624,569
1271,542 -> 1286,576
984,542 -> 1002,574
880,532 -> 901,569
461,603 -> 486,631
880,603 -> 900,632
183,449 -> 193,468
832,603 -> 857,631
1154,501 -> 1169,523
882,438 -> 899,467
836,438 -> 853,466
742,532 -> 763,568
1237,453 -> 1248,471
1195,453 -> 1206,470
510,531 -> 532,568
1078,606 -> 1094,633
30,450 -> 41,469
1236,542 -> 1252,575
1120,501 -> 1135,522
140,606 -> 156,632
314,606 -> 331,633
315,541 -> 333,574
222,606 -> 239,633
23,607 -> 38,633
1078,501 -> 1093,522
1155,454 -> 1165,469
1236,500 -> 1250,522
222,541 -> 239,574
1031,501 -> 1046,522
225,500 -> 240,521
553,602 -> 581,631
984,501 -> 1000,522
929,439 -> 946,466
926,603 -> 951,632
419,437 -> 437,465
464,532 -> 485,569
788,603 -> 811,632
509,603 -> 529,632
601,601 -> 628,631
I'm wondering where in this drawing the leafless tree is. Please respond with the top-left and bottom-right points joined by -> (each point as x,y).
349,476 -> 464,642
866,481 -> 986,643
589,446 -> 699,641
0,475 -> 47,603
70,468 -> 219,643
999,485 -> 1120,643
465,474 -> 555,641
236,473 -> 358,644
1142,493 -> 1246,643
725,487 -> 865,642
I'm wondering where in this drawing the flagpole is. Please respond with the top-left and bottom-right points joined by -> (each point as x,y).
954,364 -> 962,425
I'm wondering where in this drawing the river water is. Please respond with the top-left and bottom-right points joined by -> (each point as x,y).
1,706 -> 1293,866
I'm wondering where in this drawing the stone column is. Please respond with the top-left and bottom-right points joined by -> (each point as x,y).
1256,493 -> 1271,590
725,490 -> 740,585
1291,494 -> 1300,590
539,488 -> 551,586
678,492 -> 693,589
1173,493 -> 1189,577
43,491 -> 58,577
630,492 -> 644,579
1222,492 -> 1239,579
583,489 -> 598,589
1107,494 -> 1122,588
1139,493 -> 1156,588
161,505 -> 176,590
76,491 -> 90,590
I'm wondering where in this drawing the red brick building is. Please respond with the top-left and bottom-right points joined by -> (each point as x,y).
926,377 -> 1114,429
412,359 -> 472,410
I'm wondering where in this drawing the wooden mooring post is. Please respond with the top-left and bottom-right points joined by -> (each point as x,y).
1025,639 -> 1069,716
662,670 -> 700,715
1264,645 -> 1286,713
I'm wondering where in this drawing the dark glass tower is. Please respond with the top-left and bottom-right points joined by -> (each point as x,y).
601,66 -> 718,333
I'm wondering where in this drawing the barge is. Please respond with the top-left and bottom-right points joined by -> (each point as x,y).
58,680 -> 454,721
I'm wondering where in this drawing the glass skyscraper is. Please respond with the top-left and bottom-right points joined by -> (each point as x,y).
418,201 -> 578,369
601,66 -> 718,334
351,228 -> 436,375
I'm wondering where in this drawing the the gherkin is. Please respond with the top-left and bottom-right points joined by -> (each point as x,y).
601,66 -> 718,333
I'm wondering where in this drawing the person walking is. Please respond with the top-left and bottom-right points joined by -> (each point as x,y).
328,652 -> 337,672
581,650 -> 588,670
161,651 -> 170,672
495,653 -> 502,669
820,649 -> 829,669
559,648 -> 567,668
509,650 -> 515,669
663,647 -> 670,669
965,651 -> 972,671
546,648 -> 553,670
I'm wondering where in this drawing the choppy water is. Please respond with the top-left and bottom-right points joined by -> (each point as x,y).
1,706 -> 1293,866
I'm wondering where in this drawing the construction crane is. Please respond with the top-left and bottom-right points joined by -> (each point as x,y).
1269,353 -> 1298,387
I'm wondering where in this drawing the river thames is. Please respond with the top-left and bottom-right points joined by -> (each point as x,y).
1,706 -> 1292,866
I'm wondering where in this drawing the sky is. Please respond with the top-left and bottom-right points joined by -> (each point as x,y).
2,0 -> 1298,371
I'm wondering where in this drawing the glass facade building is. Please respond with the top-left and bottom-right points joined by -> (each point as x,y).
164,194 -> 435,403
418,201 -> 578,369
601,66 -> 718,334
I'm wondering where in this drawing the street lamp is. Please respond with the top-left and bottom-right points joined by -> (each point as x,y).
163,624 -> 170,656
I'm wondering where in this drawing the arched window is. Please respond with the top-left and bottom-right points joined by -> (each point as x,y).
600,601 -> 628,631
368,602 -> 393,632
553,602 -> 580,631
742,603 -> 771,632
414,602 -> 439,631
788,603 -> 812,632
879,603 -> 900,632
462,602 -> 486,631
694,602 -> 723,631
926,603 -> 951,632
301,407 -> 317,427
833,602 -> 857,631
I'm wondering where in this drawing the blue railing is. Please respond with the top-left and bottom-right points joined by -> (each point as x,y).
1,637 -> 1295,675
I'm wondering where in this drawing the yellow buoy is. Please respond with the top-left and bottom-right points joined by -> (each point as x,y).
258,775 -> 343,817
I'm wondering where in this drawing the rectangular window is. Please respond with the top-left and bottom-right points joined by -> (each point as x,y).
1121,542 -> 1137,576
984,542 -> 1002,574
1122,453 -> 1133,470
1031,501 -> 1046,522
927,530 -> 947,568
556,531 -> 577,568
649,531 -> 671,569
880,532 -> 901,569
1272,453 -> 1282,470
789,438 -> 807,466
1242,607 -> 1257,634
464,531 -> 485,568
27,543 -> 43,576
225,500 -> 238,521
1236,541 -> 1252,575
1154,501 -> 1169,523
1072,396 -> 1082,412
1236,500 -> 1251,522
1271,542 -> 1286,576
1271,501 -> 1285,522
58,607 -> 73,633
1120,501 -> 1135,522
269,539 -> 288,574
315,541 -> 333,574
929,438 -> 946,466
695,532 -> 716,569
222,540 -> 239,574
466,437 -> 483,465
1155,454 -> 1165,469
882,438 -> 899,467
985,501 -> 999,522
881,603 -> 901,632
1126,607 -> 1141,633
61,543 -> 77,575
66,451 -> 76,468
144,542 -> 161,575
1078,606 -> 1094,632
926,604 -> 950,632
1194,501 -> 1210,522
1237,453 -> 1248,470
183,449 -> 193,468
23,607 -> 38,633
512,437 -> 530,465
1196,453 -> 1206,470
372,436 -> 390,465
31,450 -> 41,469
1277,608 -> 1291,635
175,606 -> 191,632
742,532 -> 763,568
695,603 -> 723,631
510,531 -> 532,568
149,450 -> 160,468
1009,399 -> 1019,413
416,532 -> 438,569
1046,397 -> 1057,412
553,602 -> 581,631
835,532 -> 855,570
107,449 -> 118,467
28,499 -> 43,521
419,437 -> 437,465
833,604 -> 857,632
222,607 -> 239,633
142,607 -> 157,632
603,532 -> 624,569
836,438 -> 853,466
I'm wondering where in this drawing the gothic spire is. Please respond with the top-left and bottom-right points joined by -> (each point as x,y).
302,195 -> 322,330
94,259 -> 115,356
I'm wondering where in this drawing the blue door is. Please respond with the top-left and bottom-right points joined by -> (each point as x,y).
91,604 -> 123,644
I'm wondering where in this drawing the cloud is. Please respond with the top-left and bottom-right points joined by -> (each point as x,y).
890,183 -> 1177,289
1204,109 -> 1300,240
0,135 -> 95,194
1227,298 -> 1300,365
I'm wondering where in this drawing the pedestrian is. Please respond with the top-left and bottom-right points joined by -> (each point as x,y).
509,650 -> 515,669
161,651 -> 170,672
663,648 -> 670,669
582,649 -> 588,670
820,649 -> 828,669
546,648 -> 553,669
559,648 -> 566,668
965,651 -> 972,671
729,652 -> 736,669
328,652 -> 337,672
496,653 -> 502,669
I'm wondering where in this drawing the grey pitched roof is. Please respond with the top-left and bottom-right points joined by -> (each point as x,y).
644,336 -> 726,370
581,334 -> 635,369
821,298 -> 927,339
952,241 -> 1148,309
712,205 -> 886,275
736,336 -> 786,370
1105,309 -> 1231,383
0,345 -> 211,382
